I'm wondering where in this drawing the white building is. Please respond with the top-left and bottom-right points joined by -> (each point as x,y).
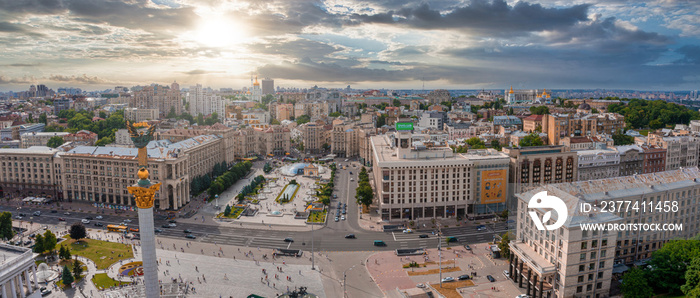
0,244 -> 40,297
251,77 -> 262,102
124,108 -> 159,122
371,132 -> 510,221
20,132 -> 69,148
186,84 -> 226,117
576,147 -> 620,181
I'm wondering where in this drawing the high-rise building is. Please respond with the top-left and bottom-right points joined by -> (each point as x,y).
262,78 -> 274,95
510,168 -> 700,298
130,83 -> 182,119
371,132 -> 510,220
186,84 -> 225,118
251,76 -> 262,102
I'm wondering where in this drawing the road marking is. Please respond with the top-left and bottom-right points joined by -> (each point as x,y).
392,232 -> 396,241
287,242 -> 292,249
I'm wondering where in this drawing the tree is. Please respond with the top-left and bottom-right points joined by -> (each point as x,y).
62,265 -> 74,286
683,257 -> 700,297
166,106 -> 177,119
69,223 -> 86,243
529,106 -> 550,115
0,212 -> 13,240
355,184 -> 374,208
328,112 -> 342,117
47,136 -> 64,148
262,94 -> 275,105
392,99 -> 401,107
289,179 -> 298,185
33,234 -> 44,253
224,205 -> 232,217
271,119 -> 281,125
72,259 -> 83,279
612,133 -> 634,145
43,230 -> 57,254
490,139 -> 502,151
61,245 -> 71,260
497,232 -> 512,259
38,113 -> 47,125
620,267 -> 653,298
519,133 -> 544,147
296,115 -> 311,125
196,113 -> 204,125
591,108 -> 600,113
466,137 -> 486,149
646,239 -> 700,294
376,114 -> 387,128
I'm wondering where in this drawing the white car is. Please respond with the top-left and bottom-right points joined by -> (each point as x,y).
95,216 -> 103,220
81,219 -> 90,224
516,295 -> 531,298
504,270 -> 510,278
168,223 -> 177,227
403,229 -> 413,233
341,215 -> 345,221
123,219 -> 132,223
350,178 -> 354,181
441,277 -> 455,282
416,283 -> 426,288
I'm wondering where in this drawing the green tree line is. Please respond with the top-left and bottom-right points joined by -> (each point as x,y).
608,98 -> 700,129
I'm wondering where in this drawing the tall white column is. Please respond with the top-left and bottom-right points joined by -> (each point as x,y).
23,271 -> 31,295
31,266 -> 37,288
2,283 -> 6,298
10,277 -> 16,298
138,206 -> 158,298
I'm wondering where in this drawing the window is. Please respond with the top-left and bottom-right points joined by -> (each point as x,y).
577,286 -> 583,293
598,272 -> 604,279
581,242 -> 588,249
599,261 -> 605,268
589,263 -> 595,270
579,265 -> 585,272
597,282 -> 602,289
580,253 -> 586,261
587,284 -> 593,291
578,276 -> 584,282
588,274 -> 593,281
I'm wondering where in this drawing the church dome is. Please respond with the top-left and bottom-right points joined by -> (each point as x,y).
578,100 -> 591,110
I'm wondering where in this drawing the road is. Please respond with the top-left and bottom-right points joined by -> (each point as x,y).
2,160 -> 511,252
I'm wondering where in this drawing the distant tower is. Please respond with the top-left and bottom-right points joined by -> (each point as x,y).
261,78 -> 274,95
506,86 -> 515,104
171,80 -> 179,91
252,76 -> 262,102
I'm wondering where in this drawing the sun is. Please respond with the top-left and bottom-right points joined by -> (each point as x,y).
193,15 -> 247,48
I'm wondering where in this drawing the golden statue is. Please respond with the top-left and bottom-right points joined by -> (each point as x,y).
125,120 -> 161,209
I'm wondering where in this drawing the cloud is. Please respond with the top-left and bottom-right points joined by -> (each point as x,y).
180,69 -> 227,75
675,45 -> 700,65
4,63 -> 42,67
0,74 -> 38,84
48,74 -> 110,84
348,0 -> 590,36
0,21 -> 44,36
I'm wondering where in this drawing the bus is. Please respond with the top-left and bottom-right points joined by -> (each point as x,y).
107,225 -> 127,233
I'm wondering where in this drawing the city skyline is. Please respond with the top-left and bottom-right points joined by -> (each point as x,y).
0,0 -> 699,91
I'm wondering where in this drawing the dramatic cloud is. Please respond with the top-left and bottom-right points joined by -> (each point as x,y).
48,74 -> 110,84
0,75 -> 38,84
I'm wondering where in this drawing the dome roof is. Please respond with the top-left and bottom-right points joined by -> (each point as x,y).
578,100 -> 591,110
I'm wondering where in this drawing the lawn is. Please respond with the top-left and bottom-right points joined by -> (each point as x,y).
218,207 -> 244,219
431,280 -> 475,298
307,210 -> 327,223
92,273 -> 132,290
57,237 -> 133,270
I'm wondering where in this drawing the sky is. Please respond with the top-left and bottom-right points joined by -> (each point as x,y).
0,0 -> 699,92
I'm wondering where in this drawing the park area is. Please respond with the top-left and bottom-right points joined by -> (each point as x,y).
58,237 -> 134,269
92,273 -> 132,290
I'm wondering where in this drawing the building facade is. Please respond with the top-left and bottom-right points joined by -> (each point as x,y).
124,108 -> 159,122
0,146 -> 62,200
576,148 -> 620,181
0,244 -> 39,298
543,113 -> 625,146
646,133 -> 699,171
20,132 -> 68,148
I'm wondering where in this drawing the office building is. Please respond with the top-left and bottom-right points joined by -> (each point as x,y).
20,132 -> 69,148
262,78 -> 274,95
646,132 -> 699,171
300,123 -> 324,154
0,146 -> 62,200
543,113 -> 625,146
371,132 -> 510,221
510,168 -> 700,298
576,147 -> 620,181
124,108 -> 159,122
130,82 -> 182,118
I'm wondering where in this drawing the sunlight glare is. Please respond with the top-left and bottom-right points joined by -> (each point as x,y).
193,15 -> 247,48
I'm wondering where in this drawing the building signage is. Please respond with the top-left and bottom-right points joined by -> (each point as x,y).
395,122 -> 414,131
480,169 -> 507,204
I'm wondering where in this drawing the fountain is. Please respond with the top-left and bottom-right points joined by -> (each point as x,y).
36,263 -> 59,283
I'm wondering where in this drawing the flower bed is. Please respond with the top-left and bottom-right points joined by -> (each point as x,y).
307,210 -> 327,223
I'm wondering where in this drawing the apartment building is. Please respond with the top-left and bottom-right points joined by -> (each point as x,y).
503,146 -> 578,211
642,145 -> 666,174
331,122 -> 360,158
124,108 -> 159,122
371,132 -> 510,221
161,123 -> 236,166
358,125 -> 376,166
0,146 -> 62,199
64,130 -> 99,146
20,132 -> 68,148
300,122 -> 324,154
646,132 -> 699,171
130,82 -> 182,118
615,145 -> 644,177
186,84 -> 226,118
1,124 -> 45,141
511,168 -> 700,298
256,125 -> 291,156
523,115 -> 544,133
275,103 -> 294,121
543,113 -> 625,146
576,147 -> 620,181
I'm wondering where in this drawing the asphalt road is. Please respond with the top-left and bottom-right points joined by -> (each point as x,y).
2,161 -> 512,252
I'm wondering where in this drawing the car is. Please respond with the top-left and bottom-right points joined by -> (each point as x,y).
120,222 -> 129,226
344,159 -> 349,162
24,240 -> 32,246
344,203 -> 347,208
335,217 -> 339,222
349,171 -> 352,175
486,275 -> 495,282
81,219 -> 90,224
403,229 -> 413,233
129,228 -> 139,232
33,211 -> 41,216
85,216 -> 93,220
350,178 -> 354,181
345,234 -> 356,239
167,219 -> 176,223
124,219 -> 132,223
373,240 -> 386,246
183,229 -> 192,233
503,270 -> 510,278
50,210 -> 57,213
342,210 -> 346,215
516,295 -> 532,298
162,224 -> 171,228
464,244 -> 471,250
458,274 -> 471,280
94,222 -> 103,227
58,217 -> 65,221
96,215 -> 103,220
333,194 -> 337,199
168,223 -> 177,227
63,212 -> 70,215
14,216 -> 22,220
154,228 -> 163,233
416,283 -> 426,288
40,289 -> 52,297
283,238 -> 294,242
476,225 -> 487,231
185,234 -> 196,239
419,234 -> 429,238
441,277 -> 455,282
341,215 -> 345,221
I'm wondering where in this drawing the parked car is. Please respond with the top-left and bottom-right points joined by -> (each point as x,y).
84,216 -> 92,220
503,270 -> 510,278
458,274 -> 471,280
124,219 -> 132,223
162,224 -> 171,228
40,289 -> 52,297
487,275 -> 495,282
283,238 -> 294,242
14,216 -> 22,220
63,212 -> 70,215
350,178 -> 354,181
185,234 -> 196,239
33,211 -> 41,216
341,215 -> 345,221
18,213 -> 26,217
335,217 -> 339,222
403,229 -> 413,233
441,277 -> 455,282
50,210 -> 57,213
168,223 -> 176,227
345,234 -> 356,239
516,295 -> 532,298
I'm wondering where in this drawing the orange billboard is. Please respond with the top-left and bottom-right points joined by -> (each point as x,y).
480,169 -> 506,204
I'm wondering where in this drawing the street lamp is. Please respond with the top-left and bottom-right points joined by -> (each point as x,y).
215,194 -> 219,209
